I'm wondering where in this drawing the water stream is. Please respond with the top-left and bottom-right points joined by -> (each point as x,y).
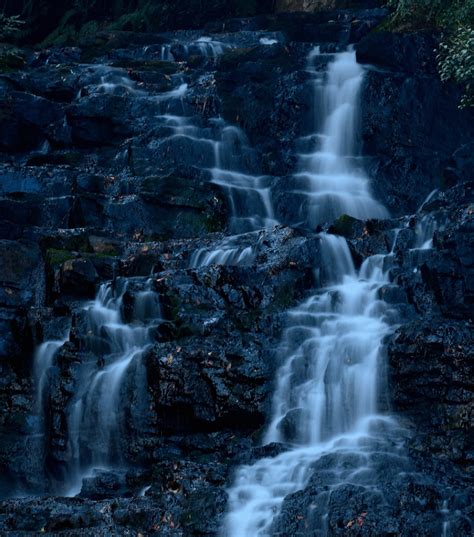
224,49 -> 399,536
65,277 -> 161,494
293,49 -> 388,228
32,35 -> 279,494
14,24 -> 455,536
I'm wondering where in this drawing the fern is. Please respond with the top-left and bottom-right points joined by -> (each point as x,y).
0,13 -> 24,41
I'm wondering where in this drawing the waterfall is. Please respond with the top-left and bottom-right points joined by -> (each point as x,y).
29,44 -> 278,494
224,50 -> 396,536
293,49 -> 388,228
65,277 -> 160,494
32,276 -> 161,495
210,121 -> 277,233
34,338 -> 69,416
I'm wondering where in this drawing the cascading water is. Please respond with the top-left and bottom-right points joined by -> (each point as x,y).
190,235 -> 255,268
224,236 -> 396,536
210,121 -> 277,233
32,274 -> 161,496
293,49 -> 387,228
29,42 -> 281,494
34,338 -> 69,416
224,50 -> 397,536
65,277 -> 160,494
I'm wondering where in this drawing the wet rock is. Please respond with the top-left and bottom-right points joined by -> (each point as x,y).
389,319 -> 473,467
356,31 -> 438,75
358,32 -> 474,216
0,6 -> 472,536
0,240 -> 43,308
0,91 -> 68,152
60,258 -> 99,298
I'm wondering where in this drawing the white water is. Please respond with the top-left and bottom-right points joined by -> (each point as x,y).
293,49 -> 388,228
31,50 -> 277,494
34,339 -> 68,416
210,121 -> 277,233
224,236 -> 394,536
224,50 -> 396,536
65,277 -> 160,494
190,235 -> 255,268
159,36 -> 230,64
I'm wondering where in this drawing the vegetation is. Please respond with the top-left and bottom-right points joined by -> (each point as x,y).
46,248 -> 76,266
0,0 -> 273,44
0,13 -> 24,41
387,0 -> 473,30
386,0 -> 474,107
437,25 -> 474,108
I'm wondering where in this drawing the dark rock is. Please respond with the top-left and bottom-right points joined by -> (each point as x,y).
60,258 -> 99,298
356,31 -> 438,74
0,91 -> 68,152
0,240 -> 43,308
389,319 -> 473,467
0,7 -> 472,536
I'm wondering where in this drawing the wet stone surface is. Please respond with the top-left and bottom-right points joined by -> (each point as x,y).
0,4 -> 472,536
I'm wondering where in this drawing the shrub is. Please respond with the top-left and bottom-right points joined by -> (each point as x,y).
0,13 -> 24,42
437,26 -> 474,108
386,0 -> 474,107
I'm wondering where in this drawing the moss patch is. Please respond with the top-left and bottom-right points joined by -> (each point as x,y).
111,59 -> 177,75
331,214 -> 361,237
45,248 -> 75,266
0,45 -> 26,72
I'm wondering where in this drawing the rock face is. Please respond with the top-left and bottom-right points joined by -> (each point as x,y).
275,0 -> 383,11
357,31 -> 474,216
388,183 -> 474,468
0,4 -> 472,536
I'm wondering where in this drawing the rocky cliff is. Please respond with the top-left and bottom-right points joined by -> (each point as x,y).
0,3 -> 472,536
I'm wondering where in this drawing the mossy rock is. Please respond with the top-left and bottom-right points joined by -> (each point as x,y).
330,214 -> 365,238
45,248 -> 75,266
88,235 -> 120,256
218,47 -> 256,70
110,59 -> 178,75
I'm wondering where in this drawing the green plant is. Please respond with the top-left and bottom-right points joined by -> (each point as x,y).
0,44 -> 25,71
0,13 -> 24,41
386,0 -> 474,107
386,0 -> 474,29
437,25 -> 474,108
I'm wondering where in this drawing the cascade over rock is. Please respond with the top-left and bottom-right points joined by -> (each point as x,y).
0,4 -> 472,537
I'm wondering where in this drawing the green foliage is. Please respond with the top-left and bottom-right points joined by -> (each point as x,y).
386,0 -> 474,30
40,12 -> 100,47
386,0 -> 474,108
107,1 -> 158,33
46,248 -> 75,266
0,44 -> 26,71
0,13 -> 24,41
438,26 -> 474,108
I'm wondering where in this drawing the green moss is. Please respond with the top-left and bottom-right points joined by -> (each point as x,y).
0,45 -> 26,72
110,59 -> 177,75
46,248 -> 75,266
331,214 -> 359,237
107,3 -> 160,33
90,252 -> 117,259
